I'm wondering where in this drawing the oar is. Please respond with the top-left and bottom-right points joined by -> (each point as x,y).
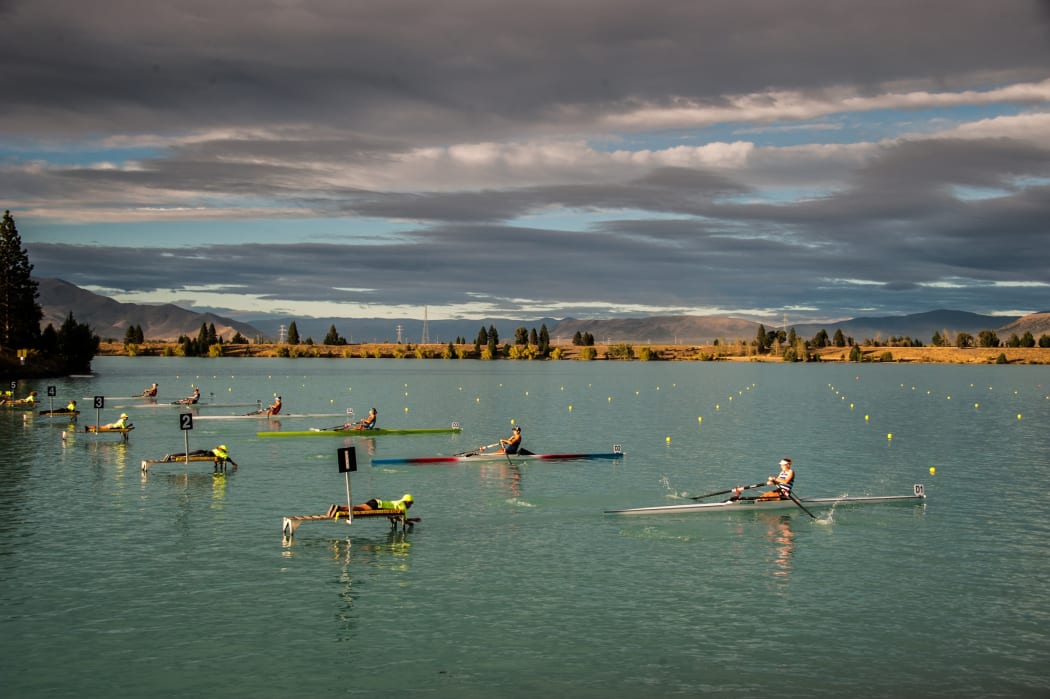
454,442 -> 499,457
689,482 -> 767,500
785,489 -> 817,519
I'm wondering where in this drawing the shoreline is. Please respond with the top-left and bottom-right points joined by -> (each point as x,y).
97,342 -> 1050,364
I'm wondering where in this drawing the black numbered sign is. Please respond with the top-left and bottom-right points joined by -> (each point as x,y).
338,446 -> 358,473
180,413 -> 194,430
47,386 -> 57,397
94,396 -> 105,410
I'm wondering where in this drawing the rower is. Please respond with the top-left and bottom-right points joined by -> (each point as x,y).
344,406 -> 377,430
493,426 -> 522,454
266,394 -> 282,416
182,387 -> 201,404
757,458 -> 795,500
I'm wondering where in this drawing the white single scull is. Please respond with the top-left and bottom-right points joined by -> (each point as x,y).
605,484 -> 926,515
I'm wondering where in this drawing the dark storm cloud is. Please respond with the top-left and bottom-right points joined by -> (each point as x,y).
3,1 -> 1049,138
6,1 -> 1050,321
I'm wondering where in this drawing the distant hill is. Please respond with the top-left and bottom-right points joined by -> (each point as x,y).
36,278 -> 262,342
550,316 -> 761,344
244,316 -> 565,345
791,310 -> 1028,344
36,278 -> 1047,345
994,312 -> 1050,338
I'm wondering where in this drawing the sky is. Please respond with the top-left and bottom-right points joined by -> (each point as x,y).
3,0 -> 1050,325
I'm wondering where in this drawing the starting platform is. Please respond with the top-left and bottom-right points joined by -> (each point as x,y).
141,454 -> 234,473
85,425 -> 134,441
282,505 -> 419,537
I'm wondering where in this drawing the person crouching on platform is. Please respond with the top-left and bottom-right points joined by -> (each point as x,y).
327,494 -> 414,519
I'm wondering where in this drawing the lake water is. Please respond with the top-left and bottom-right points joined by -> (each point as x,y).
2,356 -> 1048,698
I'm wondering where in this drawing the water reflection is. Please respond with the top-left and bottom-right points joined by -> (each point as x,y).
321,532 -> 414,634
479,462 -> 522,498
760,514 -> 795,580
148,470 -> 231,505
82,439 -> 130,472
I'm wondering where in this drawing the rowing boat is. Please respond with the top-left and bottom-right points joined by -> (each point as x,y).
195,412 -> 344,421
604,484 -> 926,515
372,446 -> 625,465
257,424 -> 463,438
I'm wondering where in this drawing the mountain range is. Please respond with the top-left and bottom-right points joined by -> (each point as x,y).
35,277 -> 1050,346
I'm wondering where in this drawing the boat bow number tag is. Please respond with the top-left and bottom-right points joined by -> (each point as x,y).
914,484 -> 925,497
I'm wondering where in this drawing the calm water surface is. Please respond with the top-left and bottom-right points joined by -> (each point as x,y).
2,357 -> 1048,698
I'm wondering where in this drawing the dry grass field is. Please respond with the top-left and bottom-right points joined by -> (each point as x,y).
100,341 -> 1049,364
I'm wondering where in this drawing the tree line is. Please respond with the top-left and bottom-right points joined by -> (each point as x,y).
751,322 -> 1050,363
1,210 -> 99,378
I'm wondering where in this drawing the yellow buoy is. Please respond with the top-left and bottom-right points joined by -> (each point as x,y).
929,466 -> 936,475
697,416 -> 702,423
887,433 -> 893,440
1017,414 -> 1023,420
510,419 -> 516,425
865,415 -> 869,421
568,405 -> 573,411
665,436 -> 671,443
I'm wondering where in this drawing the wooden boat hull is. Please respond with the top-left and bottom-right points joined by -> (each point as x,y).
38,410 -> 80,418
257,426 -> 462,438
372,451 -> 625,465
605,486 -> 926,515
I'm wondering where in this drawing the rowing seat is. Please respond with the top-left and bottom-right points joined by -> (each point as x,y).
281,505 -> 417,537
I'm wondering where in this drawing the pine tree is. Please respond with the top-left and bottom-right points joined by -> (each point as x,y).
287,321 -> 300,344
324,324 -> 346,345
538,324 -> 550,356
0,210 -> 43,349
487,324 -> 499,357
56,312 -> 100,374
